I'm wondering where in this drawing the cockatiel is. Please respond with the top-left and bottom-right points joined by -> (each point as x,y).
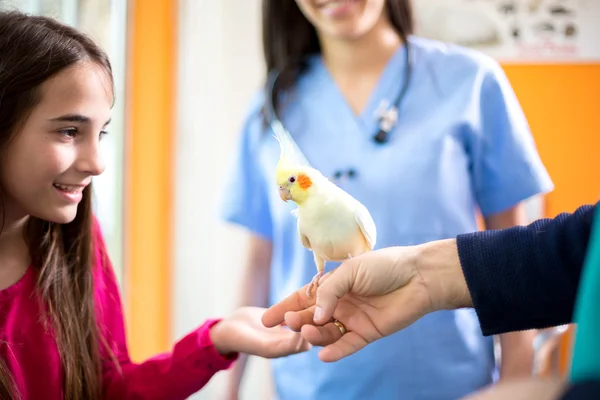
272,125 -> 377,298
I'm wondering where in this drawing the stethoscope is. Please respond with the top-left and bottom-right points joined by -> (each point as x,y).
265,40 -> 413,181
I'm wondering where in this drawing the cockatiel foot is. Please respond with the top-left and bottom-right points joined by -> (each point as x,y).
306,271 -> 324,298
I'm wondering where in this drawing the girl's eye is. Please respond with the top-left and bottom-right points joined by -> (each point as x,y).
59,129 -> 109,139
60,128 -> 78,138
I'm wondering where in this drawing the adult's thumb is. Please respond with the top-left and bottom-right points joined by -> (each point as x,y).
313,260 -> 356,324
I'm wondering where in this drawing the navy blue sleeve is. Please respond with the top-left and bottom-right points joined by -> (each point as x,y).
456,202 -> 597,336
560,380 -> 600,400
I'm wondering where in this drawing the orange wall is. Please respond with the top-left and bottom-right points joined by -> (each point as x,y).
124,0 -> 176,361
503,63 -> 600,376
502,64 -> 600,217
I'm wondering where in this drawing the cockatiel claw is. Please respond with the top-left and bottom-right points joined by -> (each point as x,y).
306,271 -> 324,298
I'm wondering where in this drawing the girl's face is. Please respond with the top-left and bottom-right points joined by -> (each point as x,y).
295,0 -> 387,41
0,62 -> 112,225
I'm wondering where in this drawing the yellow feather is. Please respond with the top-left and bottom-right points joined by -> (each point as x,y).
271,121 -> 311,172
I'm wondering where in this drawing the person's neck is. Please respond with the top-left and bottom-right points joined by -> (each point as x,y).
319,20 -> 403,79
0,214 -> 31,291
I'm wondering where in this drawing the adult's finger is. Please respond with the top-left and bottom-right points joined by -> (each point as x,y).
285,297 -> 367,332
283,307 -> 317,331
313,260 -> 357,324
262,285 -> 315,327
299,321 -> 343,347
301,324 -> 368,362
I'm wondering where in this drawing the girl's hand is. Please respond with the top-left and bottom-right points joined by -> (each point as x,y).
209,306 -> 311,358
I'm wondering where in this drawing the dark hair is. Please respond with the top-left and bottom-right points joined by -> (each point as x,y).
0,10 -> 114,400
261,0 -> 414,118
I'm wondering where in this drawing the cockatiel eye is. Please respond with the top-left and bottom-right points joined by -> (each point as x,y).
289,176 -> 296,183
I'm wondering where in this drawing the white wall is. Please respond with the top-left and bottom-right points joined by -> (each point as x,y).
173,1 -> 270,399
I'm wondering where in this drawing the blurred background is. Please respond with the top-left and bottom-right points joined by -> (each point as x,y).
1,0 -> 598,398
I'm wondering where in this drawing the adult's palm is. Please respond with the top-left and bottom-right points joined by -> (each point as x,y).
262,246 -> 436,362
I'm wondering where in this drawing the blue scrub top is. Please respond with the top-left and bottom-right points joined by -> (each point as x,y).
220,36 -> 554,400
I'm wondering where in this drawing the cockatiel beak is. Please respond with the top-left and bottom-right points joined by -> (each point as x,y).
279,186 -> 292,202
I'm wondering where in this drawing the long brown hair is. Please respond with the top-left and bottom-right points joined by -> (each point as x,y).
261,0 -> 414,118
0,10 -> 114,400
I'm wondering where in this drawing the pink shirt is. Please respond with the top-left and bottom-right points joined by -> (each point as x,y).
0,219 -> 236,399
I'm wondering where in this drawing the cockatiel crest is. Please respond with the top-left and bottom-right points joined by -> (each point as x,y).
270,121 -> 377,297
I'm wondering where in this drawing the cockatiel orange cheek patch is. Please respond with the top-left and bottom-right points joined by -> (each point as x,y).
297,174 -> 312,190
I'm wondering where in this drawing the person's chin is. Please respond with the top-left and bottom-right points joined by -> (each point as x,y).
327,23 -> 368,41
36,206 -> 79,225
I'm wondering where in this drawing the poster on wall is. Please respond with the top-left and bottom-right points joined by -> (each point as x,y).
412,0 -> 600,63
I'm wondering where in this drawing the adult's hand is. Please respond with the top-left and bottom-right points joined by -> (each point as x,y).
262,240 -> 471,362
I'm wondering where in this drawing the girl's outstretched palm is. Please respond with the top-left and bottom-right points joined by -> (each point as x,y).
210,306 -> 311,358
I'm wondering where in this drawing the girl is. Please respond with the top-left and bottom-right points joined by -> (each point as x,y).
0,10 -> 308,400
220,0 -> 554,399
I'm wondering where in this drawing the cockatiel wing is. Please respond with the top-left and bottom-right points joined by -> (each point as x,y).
298,229 -> 312,250
354,202 -> 377,251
